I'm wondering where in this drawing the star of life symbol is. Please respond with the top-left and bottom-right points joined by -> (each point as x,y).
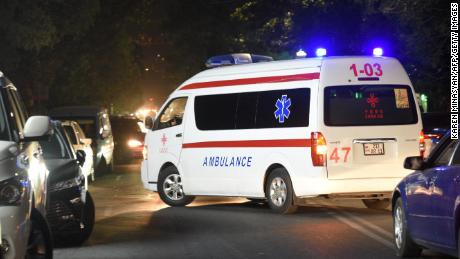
161,134 -> 168,146
274,95 -> 291,123
367,93 -> 379,108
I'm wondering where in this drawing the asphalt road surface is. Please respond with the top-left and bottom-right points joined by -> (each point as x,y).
55,163 -> 452,259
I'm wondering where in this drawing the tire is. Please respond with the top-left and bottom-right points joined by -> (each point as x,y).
26,210 -> 53,259
265,168 -> 298,214
362,198 -> 391,210
79,192 -> 95,244
393,197 -> 422,257
158,166 -> 195,207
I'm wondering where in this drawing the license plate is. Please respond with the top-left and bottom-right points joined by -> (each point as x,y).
363,143 -> 385,156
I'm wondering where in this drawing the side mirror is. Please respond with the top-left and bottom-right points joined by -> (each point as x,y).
80,138 -> 92,146
23,116 -> 52,142
144,116 -> 154,130
76,150 -> 86,166
404,156 -> 425,170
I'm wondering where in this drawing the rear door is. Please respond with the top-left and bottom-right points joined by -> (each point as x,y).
320,58 -> 421,180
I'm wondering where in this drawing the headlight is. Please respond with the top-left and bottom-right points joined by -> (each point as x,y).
49,175 -> 84,192
127,139 -> 143,148
0,175 -> 28,206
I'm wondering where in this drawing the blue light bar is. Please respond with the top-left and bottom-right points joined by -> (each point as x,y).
296,49 -> 307,58
373,47 -> 383,56
315,48 -> 327,57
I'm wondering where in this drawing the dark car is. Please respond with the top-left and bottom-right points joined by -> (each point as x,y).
110,116 -> 144,163
392,130 -> 460,257
49,106 -> 114,175
40,121 -> 95,245
422,112 -> 450,145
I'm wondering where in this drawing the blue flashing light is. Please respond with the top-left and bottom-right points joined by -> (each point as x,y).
296,49 -> 307,58
315,48 -> 327,57
373,47 -> 383,56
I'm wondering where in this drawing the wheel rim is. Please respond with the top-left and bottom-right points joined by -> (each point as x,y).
269,177 -> 287,207
394,206 -> 403,249
163,173 -> 184,201
26,222 -> 47,259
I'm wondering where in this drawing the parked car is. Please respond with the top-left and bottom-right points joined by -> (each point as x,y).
392,130 -> 460,258
0,72 -> 53,259
110,116 -> 144,163
421,112 -> 450,156
61,120 -> 95,182
40,121 -> 95,245
49,106 -> 114,175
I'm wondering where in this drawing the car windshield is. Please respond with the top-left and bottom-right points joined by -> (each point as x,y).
40,128 -> 71,159
324,85 -> 418,126
72,118 -> 96,138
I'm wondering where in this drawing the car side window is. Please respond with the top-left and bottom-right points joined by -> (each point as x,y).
158,98 -> 187,129
450,141 -> 460,165
63,125 -> 78,145
6,88 -> 25,141
433,140 -> 458,166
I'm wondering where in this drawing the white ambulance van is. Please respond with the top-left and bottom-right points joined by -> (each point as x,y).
141,54 -> 423,214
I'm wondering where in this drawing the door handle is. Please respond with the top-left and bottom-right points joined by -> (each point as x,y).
176,133 -> 182,138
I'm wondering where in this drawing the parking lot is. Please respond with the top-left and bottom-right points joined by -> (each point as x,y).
53,163 -> 448,259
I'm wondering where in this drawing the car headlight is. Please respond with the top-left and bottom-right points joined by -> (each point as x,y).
0,175 -> 28,206
127,139 -> 143,148
49,175 -> 84,192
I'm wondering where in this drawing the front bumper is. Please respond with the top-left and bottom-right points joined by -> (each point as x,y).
0,205 -> 30,259
47,186 -> 85,236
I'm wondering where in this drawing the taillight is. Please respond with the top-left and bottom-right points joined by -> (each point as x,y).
311,132 -> 327,167
142,145 -> 148,160
419,130 -> 425,157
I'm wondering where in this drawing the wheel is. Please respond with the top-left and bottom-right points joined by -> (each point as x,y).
79,192 -> 95,243
158,166 -> 195,207
26,210 -> 53,259
362,198 -> 391,210
393,197 -> 422,257
265,168 -> 298,214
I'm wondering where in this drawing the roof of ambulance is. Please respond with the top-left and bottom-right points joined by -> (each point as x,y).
177,56 -> 396,91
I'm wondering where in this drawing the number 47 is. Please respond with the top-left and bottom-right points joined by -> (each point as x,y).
330,147 -> 351,163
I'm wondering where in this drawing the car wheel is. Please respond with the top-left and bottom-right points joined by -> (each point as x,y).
26,210 -> 53,259
158,166 -> 195,207
362,199 -> 391,210
265,168 -> 298,214
393,197 -> 422,257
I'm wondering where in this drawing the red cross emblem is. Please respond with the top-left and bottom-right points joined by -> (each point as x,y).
367,93 -> 379,108
161,134 -> 168,146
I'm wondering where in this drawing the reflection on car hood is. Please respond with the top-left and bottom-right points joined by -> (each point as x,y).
45,159 -> 79,185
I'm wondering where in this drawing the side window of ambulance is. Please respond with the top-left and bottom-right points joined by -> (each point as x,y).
256,88 -> 310,128
195,94 -> 238,130
159,97 -> 188,129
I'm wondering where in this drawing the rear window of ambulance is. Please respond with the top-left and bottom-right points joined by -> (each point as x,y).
324,85 -> 418,126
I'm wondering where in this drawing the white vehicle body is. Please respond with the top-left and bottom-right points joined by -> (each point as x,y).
141,56 -> 422,201
62,120 -> 95,182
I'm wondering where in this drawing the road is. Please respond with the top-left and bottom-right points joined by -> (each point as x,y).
55,163 -> 451,259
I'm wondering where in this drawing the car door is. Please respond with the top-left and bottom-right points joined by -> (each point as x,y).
430,139 -> 460,248
147,97 -> 188,184
406,139 -> 458,244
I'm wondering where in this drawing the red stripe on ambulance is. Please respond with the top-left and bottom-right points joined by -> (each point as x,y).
182,139 -> 311,148
179,73 -> 320,90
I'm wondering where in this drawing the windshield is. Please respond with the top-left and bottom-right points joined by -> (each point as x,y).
324,85 -> 418,126
72,118 -> 96,138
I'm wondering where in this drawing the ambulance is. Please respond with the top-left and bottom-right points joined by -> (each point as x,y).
141,53 -> 423,214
